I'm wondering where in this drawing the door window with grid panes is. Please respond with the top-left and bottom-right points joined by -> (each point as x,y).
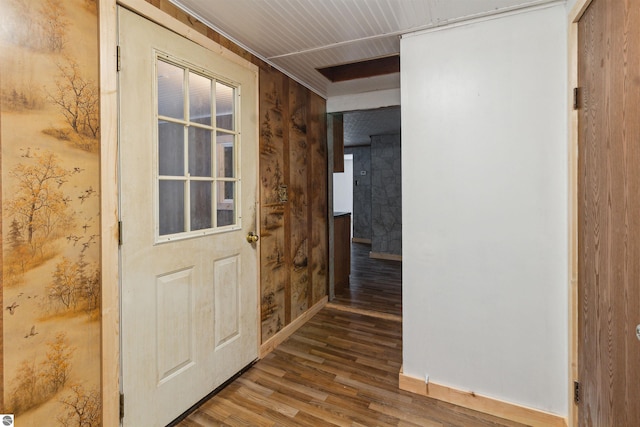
156,56 -> 239,241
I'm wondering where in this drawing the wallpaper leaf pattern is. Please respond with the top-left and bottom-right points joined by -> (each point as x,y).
0,0 -> 101,424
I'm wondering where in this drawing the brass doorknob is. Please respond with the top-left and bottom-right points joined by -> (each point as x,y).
246,232 -> 259,243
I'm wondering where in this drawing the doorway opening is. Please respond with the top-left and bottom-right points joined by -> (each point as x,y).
330,106 -> 402,320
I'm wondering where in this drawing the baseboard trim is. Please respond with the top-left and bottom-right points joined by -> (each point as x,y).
369,251 -> 402,261
325,302 -> 402,322
398,370 -> 567,427
352,237 -> 371,244
259,296 -> 328,358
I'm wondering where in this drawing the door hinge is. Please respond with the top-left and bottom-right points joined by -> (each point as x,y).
573,87 -> 580,110
118,221 -> 123,246
117,45 -> 121,72
119,392 -> 125,420
574,380 -> 580,404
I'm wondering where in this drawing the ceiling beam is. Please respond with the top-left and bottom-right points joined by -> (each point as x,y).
317,55 -> 399,83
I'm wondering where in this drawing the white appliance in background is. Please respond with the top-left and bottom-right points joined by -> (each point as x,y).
332,154 -> 353,237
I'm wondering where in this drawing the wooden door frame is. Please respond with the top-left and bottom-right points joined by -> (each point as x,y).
99,1 -> 119,425
100,1 -> 261,425
567,1 -> 592,427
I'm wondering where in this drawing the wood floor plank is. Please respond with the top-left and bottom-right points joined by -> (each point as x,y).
370,401 -> 447,427
201,397 -> 274,427
265,390 -> 352,427
317,395 -> 400,427
176,244 -> 525,427
235,385 -> 299,418
246,368 -> 330,401
252,362 -> 286,378
276,343 -> 326,364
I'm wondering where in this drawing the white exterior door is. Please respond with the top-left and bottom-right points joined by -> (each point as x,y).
118,7 -> 259,426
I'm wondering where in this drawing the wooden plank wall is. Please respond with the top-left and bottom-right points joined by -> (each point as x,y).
288,81 -> 310,321
309,92 -> 329,304
143,0 -> 329,344
259,68 -> 288,338
260,69 -> 328,341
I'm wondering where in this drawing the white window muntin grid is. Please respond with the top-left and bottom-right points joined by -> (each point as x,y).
153,52 -> 242,243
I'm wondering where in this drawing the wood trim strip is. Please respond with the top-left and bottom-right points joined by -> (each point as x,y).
325,302 -> 401,322
252,81 -> 262,360
567,1 -> 592,426
332,113 -> 344,172
259,296 -> 328,358
327,114 -> 336,301
100,1 -> 120,426
567,14 -> 579,427
283,77 -> 292,325
399,370 -> 568,427
569,0 -> 594,23
317,55 -> 400,83
306,94 -> 314,311
351,237 -> 372,244
402,0 -> 565,40
369,251 -> 402,261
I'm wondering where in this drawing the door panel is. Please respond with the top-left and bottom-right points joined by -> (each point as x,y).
578,0 -> 640,425
214,255 -> 240,347
118,8 -> 259,426
156,268 -> 194,383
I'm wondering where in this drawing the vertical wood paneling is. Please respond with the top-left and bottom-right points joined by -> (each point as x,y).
578,0 -> 640,425
282,76 -> 292,326
258,67 -> 328,342
332,113 -> 344,172
288,80 -> 310,320
309,93 -> 328,304
333,214 -> 351,289
259,68 -> 287,341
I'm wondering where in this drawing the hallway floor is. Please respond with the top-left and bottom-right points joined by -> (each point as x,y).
331,243 -> 402,319
175,243 -> 526,426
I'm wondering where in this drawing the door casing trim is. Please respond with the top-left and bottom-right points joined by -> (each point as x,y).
567,1 -> 593,427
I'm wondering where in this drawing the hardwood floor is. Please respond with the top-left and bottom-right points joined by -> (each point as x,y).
331,243 -> 402,319
175,243 -> 525,427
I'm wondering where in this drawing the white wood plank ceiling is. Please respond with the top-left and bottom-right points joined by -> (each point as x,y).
169,0 -> 560,98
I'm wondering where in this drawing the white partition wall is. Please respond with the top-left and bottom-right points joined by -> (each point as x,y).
401,3 -> 568,417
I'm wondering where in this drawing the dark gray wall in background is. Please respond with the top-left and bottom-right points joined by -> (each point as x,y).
346,134 -> 402,256
371,134 -> 402,256
346,146 -> 371,241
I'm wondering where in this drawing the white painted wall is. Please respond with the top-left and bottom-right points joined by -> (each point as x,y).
401,4 -> 568,416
